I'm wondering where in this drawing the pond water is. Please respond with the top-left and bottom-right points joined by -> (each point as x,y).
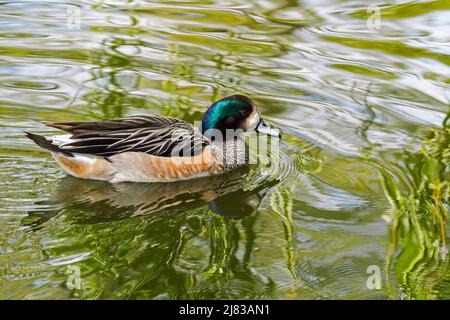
1,0 -> 449,299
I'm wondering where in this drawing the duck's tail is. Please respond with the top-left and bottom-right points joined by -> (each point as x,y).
25,132 -> 72,156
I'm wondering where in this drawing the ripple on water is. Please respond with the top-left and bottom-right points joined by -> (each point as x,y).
0,0 -> 449,300
1,80 -> 59,91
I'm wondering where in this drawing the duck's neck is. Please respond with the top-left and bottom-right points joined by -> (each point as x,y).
213,138 -> 248,169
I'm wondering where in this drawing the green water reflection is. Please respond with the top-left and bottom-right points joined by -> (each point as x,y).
0,0 -> 449,299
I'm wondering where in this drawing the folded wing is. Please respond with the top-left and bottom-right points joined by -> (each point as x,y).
44,116 -> 210,157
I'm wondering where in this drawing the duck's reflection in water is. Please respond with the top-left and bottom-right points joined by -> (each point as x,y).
30,169 -> 279,226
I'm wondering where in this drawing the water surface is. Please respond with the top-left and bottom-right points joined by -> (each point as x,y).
0,0 -> 449,299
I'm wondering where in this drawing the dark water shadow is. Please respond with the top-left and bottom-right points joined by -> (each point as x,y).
26,167 -> 279,228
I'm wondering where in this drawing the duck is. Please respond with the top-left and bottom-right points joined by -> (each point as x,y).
25,94 -> 280,183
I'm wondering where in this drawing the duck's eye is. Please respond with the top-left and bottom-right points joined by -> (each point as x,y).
240,110 -> 249,116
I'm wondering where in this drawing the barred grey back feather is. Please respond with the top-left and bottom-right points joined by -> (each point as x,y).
49,115 -> 210,157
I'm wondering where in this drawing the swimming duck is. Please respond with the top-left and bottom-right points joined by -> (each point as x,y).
26,94 -> 280,183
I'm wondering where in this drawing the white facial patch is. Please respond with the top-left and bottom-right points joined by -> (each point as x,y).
244,110 -> 261,130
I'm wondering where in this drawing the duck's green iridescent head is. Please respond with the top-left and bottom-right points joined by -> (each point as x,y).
201,94 -> 280,138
